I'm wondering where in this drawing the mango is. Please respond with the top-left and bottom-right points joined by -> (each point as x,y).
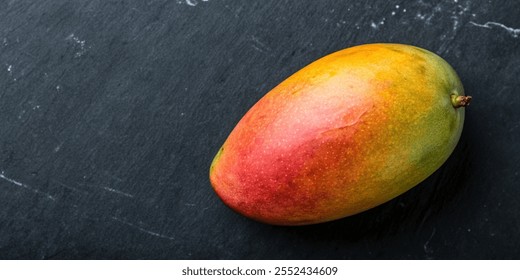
210,43 -> 471,226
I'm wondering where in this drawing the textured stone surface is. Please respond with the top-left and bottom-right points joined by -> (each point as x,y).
0,0 -> 519,259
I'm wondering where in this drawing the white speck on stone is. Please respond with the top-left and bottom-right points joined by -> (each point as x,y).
54,144 -> 62,152
7,65 -> 12,73
69,34 -> 85,47
370,18 -> 385,29
391,11 -> 396,16
395,5 -> 400,9
66,33 -> 88,57
452,16 -> 460,31
186,0 -> 197,6
403,9 -> 407,12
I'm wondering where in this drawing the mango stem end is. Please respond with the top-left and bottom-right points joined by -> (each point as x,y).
451,95 -> 472,108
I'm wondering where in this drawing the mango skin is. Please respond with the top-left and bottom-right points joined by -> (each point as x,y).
210,43 -> 466,226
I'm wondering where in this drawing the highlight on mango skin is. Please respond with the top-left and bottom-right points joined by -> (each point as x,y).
209,43 -> 472,226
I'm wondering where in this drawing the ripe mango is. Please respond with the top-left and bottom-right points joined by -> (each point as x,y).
210,43 -> 471,226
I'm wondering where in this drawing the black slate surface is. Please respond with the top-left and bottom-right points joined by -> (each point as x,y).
0,0 -> 519,259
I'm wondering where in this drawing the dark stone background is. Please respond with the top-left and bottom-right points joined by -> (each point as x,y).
0,0 -> 518,259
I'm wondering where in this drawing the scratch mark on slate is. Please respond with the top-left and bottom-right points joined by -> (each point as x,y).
469,21 -> 520,38
251,45 -> 267,54
181,0 -> 209,7
101,186 -> 134,198
0,172 -> 56,201
104,171 -> 123,182
423,227 -> 437,254
250,35 -> 272,54
111,217 -> 175,240
53,180 -> 89,195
